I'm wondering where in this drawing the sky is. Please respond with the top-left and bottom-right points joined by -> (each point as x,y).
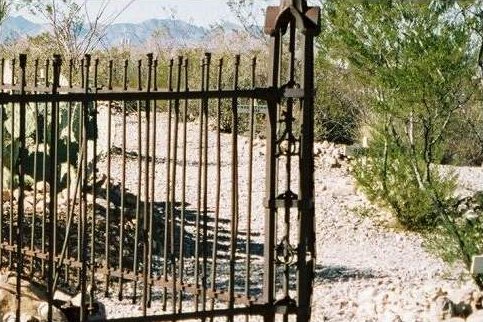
12,1 -> 320,27
11,0 -> 278,27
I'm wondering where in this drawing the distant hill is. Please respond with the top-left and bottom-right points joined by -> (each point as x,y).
0,15 -> 260,47
0,16 -> 47,42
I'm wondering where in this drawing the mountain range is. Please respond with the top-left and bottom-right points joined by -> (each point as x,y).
0,16 -> 258,47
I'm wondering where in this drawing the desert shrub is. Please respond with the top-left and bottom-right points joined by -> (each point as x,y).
352,126 -> 458,230
423,192 -> 483,288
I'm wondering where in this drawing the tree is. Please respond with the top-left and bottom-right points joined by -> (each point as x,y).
0,0 -> 8,25
319,0 -> 483,287
225,0 -> 270,38
15,0 -> 135,60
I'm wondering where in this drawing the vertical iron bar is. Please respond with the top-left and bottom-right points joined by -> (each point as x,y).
228,55 -> 241,320
48,54 -> 62,322
118,59 -> 129,301
89,57 -> 100,314
52,59 -> 60,284
80,54 -> 91,322
178,57 -> 189,313
77,59 -> 83,289
245,56 -> 257,315
163,58 -> 174,311
41,59 -> 50,279
65,58 -> 73,285
142,53 -> 153,316
30,59 -> 39,276
105,59 -> 113,297
194,57 -> 205,312
15,53 -> 27,322
297,31 -> 316,322
133,59 -> 142,304
282,22 -> 297,322
148,58 -> 158,307
201,52 -> 211,316
9,58 -> 15,270
170,55 -> 182,315
209,57 -> 223,317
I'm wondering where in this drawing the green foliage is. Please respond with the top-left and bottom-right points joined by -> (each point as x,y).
0,0 -> 8,26
352,127 -> 457,230
322,0 -> 483,287
424,192 -> 483,288
1,101 -> 92,189
323,0 -> 476,229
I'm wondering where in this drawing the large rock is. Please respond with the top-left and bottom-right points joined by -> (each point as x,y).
0,271 -> 68,322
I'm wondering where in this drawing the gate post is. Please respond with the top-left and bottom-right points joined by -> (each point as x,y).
263,1 -> 320,321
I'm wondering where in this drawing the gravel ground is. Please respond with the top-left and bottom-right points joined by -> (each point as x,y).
91,109 -> 483,321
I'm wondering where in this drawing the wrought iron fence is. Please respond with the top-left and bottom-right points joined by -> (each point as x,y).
0,1 -> 319,322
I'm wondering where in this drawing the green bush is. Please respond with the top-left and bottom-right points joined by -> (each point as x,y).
352,128 -> 457,231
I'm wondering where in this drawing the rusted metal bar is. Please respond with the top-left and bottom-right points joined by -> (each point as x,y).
148,57 -> 158,307
30,58 -> 39,276
163,58 -> 174,311
80,54 -> 91,322
118,59 -> 129,302
105,59 -> 113,297
41,59 -> 50,279
76,59 -> 83,289
201,52 -> 211,315
297,28 -> 317,322
89,58 -> 100,315
142,53 -> 153,316
65,58 -> 73,285
9,58 -> 15,270
281,22 -> 297,322
15,53 -> 27,322
245,56 -> 257,322
48,53 -> 62,322
194,57 -> 205,312
209,57 -> 223,319
229,54 -> 241,320
177,57 -> 189,314
133,59 -> 143,305
170,55 -> 182,315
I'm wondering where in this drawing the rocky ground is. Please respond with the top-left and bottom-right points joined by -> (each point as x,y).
94,110 -> 483,321
311,147 -> 482,322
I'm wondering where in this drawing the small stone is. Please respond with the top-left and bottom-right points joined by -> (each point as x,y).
432,294 -> 454,320
453,301 -> 472,318
37,301 -> 68,322
35,181 -> 50,193
321,140 -> 330,149
35,200 -> 48,213
24,195 -> 34,206
2,189 -> 11,202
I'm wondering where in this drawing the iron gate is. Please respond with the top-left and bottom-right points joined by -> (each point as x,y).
0,1 -> 319,321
